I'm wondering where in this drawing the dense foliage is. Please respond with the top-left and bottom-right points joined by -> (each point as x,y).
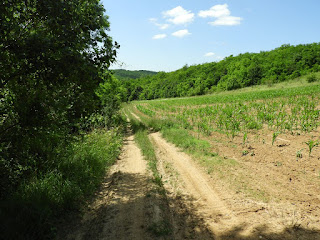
122,43 -> 320,100
0,0 -> 118,197
0,0 -> 122,239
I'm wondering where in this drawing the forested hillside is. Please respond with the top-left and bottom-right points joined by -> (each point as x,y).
121,43 -> 320,101
113,69 -> 158,81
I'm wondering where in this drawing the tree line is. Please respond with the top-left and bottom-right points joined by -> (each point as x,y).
113,69 -> 158,81
121,43 -> 320,101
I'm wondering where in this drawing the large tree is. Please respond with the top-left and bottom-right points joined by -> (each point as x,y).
0,0 -> 118,197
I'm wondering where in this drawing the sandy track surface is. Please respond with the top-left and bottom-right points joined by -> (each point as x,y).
58,133 -> 169,240
150,132 -> 236,235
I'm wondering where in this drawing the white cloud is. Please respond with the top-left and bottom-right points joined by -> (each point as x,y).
163,6 -> 195,25
172,29 -> 191,38
158,23 -> 170,30
198,4 -> 242,26
204,52 -> 215,57
209,16 -> 242,26
149,18 -> 170,30
152,34 -> 167,39
199,4 -> 230,18
149,18 -> 157,23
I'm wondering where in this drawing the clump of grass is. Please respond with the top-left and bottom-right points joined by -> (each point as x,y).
161,127 -> 211,155
134,129 -> 162,187
127,114 -> 163,186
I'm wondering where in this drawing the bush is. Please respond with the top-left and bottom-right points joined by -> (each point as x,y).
307,74 -> 318,83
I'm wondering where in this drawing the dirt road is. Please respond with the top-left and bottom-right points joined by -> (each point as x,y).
58,123 -> 320,239
58,132 -> 173,240
151,132 -> 236,237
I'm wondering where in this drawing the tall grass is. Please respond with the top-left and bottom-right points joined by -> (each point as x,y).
0,129 -> 123,240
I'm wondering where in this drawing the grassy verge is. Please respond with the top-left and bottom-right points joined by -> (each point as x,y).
123,109 -> 172,236
124,109 -> 163,188
0,128 -> 123,240
161,127 -> 237,169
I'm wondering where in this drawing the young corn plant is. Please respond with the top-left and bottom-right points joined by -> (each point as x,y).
305,139 -> 319,157
243,132 -> 248,145
272,131 -> 281,145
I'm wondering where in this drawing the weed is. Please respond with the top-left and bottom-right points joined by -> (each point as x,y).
275,161 -> 282,167
242,150 -> 249,156
296,149 -> 304,159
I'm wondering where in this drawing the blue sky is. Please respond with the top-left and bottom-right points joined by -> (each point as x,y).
101,0 -> 320,72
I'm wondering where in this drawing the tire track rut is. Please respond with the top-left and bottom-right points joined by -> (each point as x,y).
150,132 -> 238,239
59,134 -> 159,240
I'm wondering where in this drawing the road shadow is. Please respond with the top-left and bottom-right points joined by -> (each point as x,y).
56,170 -> 320,240
56,170 -> 214,240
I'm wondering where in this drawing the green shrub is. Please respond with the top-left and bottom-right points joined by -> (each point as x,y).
307,74 -> 318,83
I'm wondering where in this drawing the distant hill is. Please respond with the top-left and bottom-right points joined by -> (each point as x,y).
121,42 -> 320,101
112,69 -> 158,81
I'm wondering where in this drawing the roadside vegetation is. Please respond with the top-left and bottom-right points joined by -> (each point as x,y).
1,1 -> 124,239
